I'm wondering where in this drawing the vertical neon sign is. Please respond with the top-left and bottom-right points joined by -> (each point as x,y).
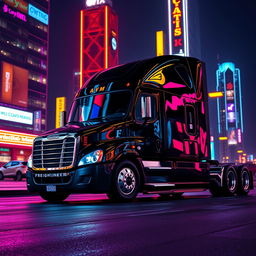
168,0 -> 189,56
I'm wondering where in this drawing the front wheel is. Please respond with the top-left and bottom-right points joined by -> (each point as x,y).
39,192 -> 70,203
107,160 -> 140,201
15,171 -> 22,181
0,172 -> 4,180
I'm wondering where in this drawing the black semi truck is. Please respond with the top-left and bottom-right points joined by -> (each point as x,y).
26,55 -> 256,202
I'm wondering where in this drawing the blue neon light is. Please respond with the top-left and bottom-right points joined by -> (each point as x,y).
28,4 -> 48,25
210,141 -> 215,160
237,68 -> 244,132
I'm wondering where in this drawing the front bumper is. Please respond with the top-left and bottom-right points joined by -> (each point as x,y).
26,163 -> 113,194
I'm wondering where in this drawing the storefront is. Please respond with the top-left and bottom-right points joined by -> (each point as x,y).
0,129 -> 36,165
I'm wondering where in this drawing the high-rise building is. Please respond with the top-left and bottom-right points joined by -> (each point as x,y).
0,0 -> 49,163
167,0 -> 201,58
80,0 -> 118,87
216,62 -> 243,162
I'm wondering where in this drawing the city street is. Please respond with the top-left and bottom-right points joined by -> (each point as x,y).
1,190 -> 256,256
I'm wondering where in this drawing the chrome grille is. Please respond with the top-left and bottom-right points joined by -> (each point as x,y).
33,136 -> 75,169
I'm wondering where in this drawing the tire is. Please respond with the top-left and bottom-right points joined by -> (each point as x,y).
107,160 -> 140,201
209,181 -> 223,197
0,172 -> 4,180
39,192 -> 70,203
237,168 -> 251,196
222,167 -> 238,196
15,171 -> 22,181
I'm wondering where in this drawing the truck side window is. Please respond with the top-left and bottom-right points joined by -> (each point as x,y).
175,65 -> 194,89
135,94 -> 157,122
185,105 -> 196,135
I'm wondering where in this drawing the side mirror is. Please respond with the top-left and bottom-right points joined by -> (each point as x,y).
60,111 -> 67,127
141,96 -> 152,119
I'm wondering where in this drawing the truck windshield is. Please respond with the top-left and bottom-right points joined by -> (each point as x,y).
68,90 -> 132,124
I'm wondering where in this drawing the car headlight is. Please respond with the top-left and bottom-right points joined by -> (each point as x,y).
27,155 -> 32,168
78,150 -> 103,166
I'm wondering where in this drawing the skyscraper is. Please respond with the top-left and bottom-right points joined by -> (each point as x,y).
80,0 -> 118,87
216,62 -> 243,162
0,0 -> 49,163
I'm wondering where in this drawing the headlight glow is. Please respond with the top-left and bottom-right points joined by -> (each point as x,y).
78,150 -> 103,166
27,154 -> 32,168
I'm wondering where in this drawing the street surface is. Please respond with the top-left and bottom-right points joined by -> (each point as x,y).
1,189 -> 256,256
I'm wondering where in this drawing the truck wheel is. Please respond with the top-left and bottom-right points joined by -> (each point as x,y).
209,181 -> 223,197
222,167 -> 238,196
237,168 -> 251,196
0,172 -> 4,180
107,160 -> 140,201
15,171 -> 22,181
39,192 -> 70,203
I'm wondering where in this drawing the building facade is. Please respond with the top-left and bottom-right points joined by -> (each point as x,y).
0,0 -> 49,164
80,0 -> 118,87
216,62 -> 243,163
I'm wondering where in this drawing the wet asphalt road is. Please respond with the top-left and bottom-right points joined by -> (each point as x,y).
1,192 -> 256,256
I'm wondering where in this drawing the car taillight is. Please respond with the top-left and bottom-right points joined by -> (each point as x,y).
21,165 -> 26,168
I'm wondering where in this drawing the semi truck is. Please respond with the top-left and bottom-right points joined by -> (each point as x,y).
26,55 -> 256,202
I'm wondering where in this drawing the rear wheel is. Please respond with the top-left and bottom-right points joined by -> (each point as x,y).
15,171 -> 22,181
39,192 -> 70,203
107,160 -> 140,201
237,168 -> 251,196
0,172 -> 4,180
222,167 -> 238,196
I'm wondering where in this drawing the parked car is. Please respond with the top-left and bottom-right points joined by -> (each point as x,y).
0,161 -> 28,181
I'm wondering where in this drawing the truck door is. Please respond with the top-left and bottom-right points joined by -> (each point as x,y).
135,92 -> 162,158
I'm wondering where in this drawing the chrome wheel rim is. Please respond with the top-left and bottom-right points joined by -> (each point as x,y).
242,170 -> 250,191
227,170 -> 237,192
117,167 -> 136,195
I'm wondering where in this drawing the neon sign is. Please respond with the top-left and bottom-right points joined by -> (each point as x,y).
0,130 -> 36,147
2,4 -> 27,22
28,4 -> 48,25
168,0 -> 189,56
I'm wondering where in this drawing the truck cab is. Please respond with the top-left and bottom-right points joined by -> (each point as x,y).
26,56 -> 253,202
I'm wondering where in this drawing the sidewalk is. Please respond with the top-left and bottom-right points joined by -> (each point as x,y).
0,180 -> 31,196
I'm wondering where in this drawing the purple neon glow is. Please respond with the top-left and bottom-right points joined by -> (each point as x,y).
3,4 -> 27,22
227,103 -> 235,112
163,82 -> 186,89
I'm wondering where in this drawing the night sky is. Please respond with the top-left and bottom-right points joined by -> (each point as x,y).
48,0 -> 256,155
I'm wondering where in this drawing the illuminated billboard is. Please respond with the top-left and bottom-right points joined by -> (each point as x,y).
3,0 -> 28,13
0,62 -> 28,108
168,0 -> 189,56
228,128 -> 237,145
0,106 -> 33,125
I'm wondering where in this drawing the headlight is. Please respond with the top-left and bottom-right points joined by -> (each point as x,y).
78,150 -> 103,166
27,155 -> 32,168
